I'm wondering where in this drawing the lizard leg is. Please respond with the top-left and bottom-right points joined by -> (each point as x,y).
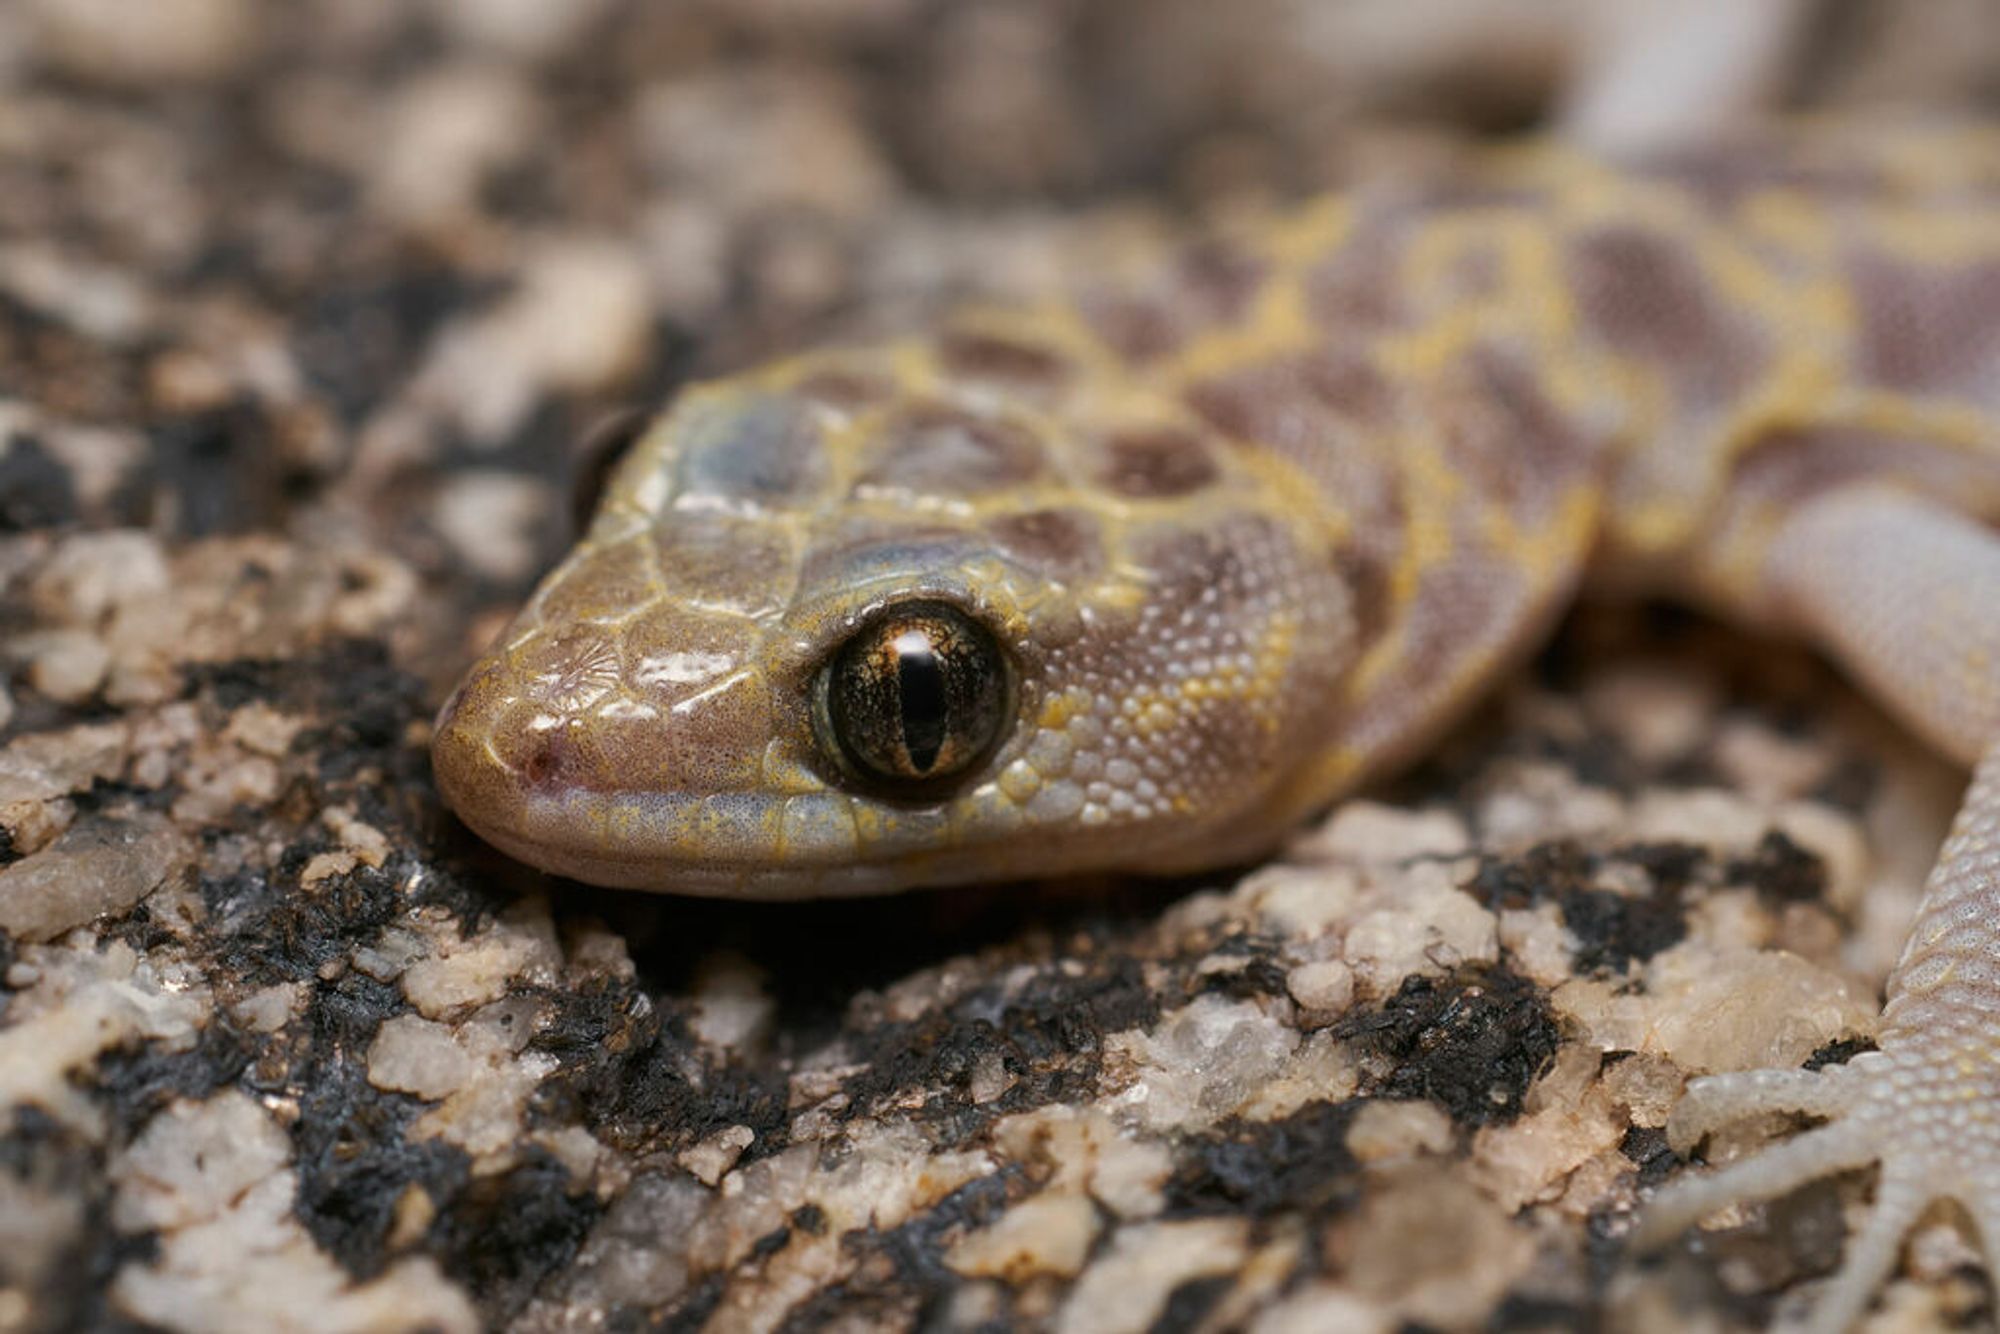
1639,487 -> 2000,1331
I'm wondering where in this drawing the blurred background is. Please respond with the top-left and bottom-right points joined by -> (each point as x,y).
2,0 -> 1997,681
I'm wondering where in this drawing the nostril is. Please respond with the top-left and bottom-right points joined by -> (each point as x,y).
522,732 -> 570,788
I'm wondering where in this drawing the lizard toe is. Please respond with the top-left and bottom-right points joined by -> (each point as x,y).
1640,1042 -> 2000,1332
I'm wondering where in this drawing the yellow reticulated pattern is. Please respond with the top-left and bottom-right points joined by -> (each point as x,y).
434,123 -> 2000,897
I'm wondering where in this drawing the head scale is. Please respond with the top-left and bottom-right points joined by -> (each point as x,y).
432,332 -> 1358,897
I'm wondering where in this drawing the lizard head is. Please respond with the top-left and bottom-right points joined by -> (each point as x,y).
432,338 -> 1359,897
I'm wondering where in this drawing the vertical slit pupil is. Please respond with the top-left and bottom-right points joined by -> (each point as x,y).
892,628 -> 949,774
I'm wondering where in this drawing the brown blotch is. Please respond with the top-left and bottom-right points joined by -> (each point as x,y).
1094,425 -> 1219,499
1184,371 -> 1263,445
1074,237 -> 1271,368
794,368 -> 898,410
1303,227 -> 1402,335
1186,358 -> 1367,498
1850,251 -> 2000,408
858,402 -> 1047,495
1432,345 -> 1604,521
1175,239 -> 1269,327
938,329 -> 1072,389
1078,289 -> 1184,365
1566,224 -> 1761,412
1639,137 -> 1881,210
1185,359 -> 1340,453
1185,354 -> 1410,561
1133,515 -> 1288,622
988,508 -> 1103,578
1333,544 -> 1393,653
1569,227 -> 1711,357
1395,556 -> 1522,703
1302,346 -> 1396,427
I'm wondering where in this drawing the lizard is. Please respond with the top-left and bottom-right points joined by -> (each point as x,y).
430,122 -> 2000,1331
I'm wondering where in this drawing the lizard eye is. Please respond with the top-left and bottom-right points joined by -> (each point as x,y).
815,601 -> 1013,793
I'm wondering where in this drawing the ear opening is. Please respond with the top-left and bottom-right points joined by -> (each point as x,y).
569,407 -> 653,534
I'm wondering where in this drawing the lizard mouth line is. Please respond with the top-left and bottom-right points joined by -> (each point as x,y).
450,781 -> 961,899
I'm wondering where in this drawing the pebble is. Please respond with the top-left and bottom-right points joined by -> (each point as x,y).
0,813 -> 190,943
948,1191 -> 1100,1281
24,0 -> 254,83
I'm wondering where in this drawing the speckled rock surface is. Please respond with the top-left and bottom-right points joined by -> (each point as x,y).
4,5 -> 1999,1333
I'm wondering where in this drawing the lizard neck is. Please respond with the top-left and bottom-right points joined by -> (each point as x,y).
819,152 -> 1637,821
1041,162 -> 1624,813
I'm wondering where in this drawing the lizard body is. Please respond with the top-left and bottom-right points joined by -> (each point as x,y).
433,123 -> 2000,1329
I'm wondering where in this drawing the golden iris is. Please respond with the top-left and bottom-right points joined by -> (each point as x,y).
816,601 -> 1011,792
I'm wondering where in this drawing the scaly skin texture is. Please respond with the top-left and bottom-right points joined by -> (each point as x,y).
433,124 -> 2000,1329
